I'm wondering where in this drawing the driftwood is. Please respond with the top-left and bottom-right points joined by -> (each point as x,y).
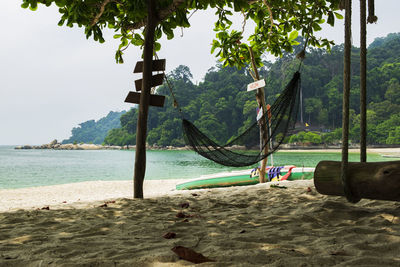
314,160 -> 400,202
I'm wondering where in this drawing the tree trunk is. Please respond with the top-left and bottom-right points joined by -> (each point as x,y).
314,161 -> 400,202
133,0 -> 156,199
248,47 -> 268,183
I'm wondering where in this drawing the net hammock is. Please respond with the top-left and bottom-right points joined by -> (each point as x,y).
179,71 -> 302,167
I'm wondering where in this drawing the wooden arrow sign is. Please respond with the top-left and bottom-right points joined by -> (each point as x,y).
135,73 -> 165,91
133,59 -> 166,73
124,91 -> 165,107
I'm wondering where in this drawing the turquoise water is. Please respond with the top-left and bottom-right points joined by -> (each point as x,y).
0,146 -> 396,189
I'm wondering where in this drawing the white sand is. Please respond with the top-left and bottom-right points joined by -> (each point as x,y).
0,179 -> 399,266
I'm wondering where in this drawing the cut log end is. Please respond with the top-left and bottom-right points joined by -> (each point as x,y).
314,160 -> 400,202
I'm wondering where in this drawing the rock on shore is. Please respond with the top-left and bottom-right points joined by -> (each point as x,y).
14,140 -> 123,150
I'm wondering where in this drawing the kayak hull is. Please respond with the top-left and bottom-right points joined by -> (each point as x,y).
176,168 -> 314,190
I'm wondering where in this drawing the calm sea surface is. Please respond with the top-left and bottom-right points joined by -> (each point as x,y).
0,145 -> 395,189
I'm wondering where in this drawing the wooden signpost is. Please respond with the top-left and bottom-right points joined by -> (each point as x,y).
124,0 -> 165,198
124,56 -> 166,198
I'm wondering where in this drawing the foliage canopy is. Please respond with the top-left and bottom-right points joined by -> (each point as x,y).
22,0 -> 342,67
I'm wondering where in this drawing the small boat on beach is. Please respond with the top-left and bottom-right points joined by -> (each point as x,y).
175,166 -> 314,190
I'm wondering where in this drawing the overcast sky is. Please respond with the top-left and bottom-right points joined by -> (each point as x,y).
0,0 -> 398,145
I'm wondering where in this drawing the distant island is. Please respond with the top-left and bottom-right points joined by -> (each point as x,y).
14,139 -> 191,150
15,139 -> 124,150
62,111 -> 126,145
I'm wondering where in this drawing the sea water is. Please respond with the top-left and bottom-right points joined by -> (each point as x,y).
0,145 -> 394,189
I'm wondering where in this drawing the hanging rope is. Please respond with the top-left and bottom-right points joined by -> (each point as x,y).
367,0 -> 378,23
342,0 -> 361,203
360,0 -> 367,162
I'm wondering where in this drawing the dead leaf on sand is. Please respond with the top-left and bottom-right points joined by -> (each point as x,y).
176,212 -> 187,218
180,202 -> 190,209
171,246 -> 214,264
163,232 -> 177,239
330,250 -> 348,256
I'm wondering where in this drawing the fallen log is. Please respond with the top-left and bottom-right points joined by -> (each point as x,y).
314,160 -> 400,202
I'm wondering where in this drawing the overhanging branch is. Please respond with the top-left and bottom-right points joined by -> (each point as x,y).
91,0 -> 117,26
123,0 -> 187,30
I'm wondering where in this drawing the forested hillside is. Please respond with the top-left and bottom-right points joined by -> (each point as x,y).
63,111 -> 126,144
104,33 -> 400,146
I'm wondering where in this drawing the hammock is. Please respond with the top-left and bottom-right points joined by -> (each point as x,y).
180,71 -> 301,167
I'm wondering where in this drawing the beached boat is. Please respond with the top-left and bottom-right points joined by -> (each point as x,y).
175,166 -> 314,190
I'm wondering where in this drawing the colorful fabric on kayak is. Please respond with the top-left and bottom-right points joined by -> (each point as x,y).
250,166 -> 289,181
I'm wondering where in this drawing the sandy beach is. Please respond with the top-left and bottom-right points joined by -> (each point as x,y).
1,178 -> 399,266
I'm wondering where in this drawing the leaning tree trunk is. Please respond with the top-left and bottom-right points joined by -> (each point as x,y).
133,0 -> 156,199
314,161 -> 400,202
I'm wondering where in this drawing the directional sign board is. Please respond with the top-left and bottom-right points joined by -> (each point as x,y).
135,73 -> 165,91
124,91 -> 165,107
247,79 -> 266,91
133,59 -> 166,73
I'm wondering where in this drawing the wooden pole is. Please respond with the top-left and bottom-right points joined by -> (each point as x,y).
314,160 -> 400,202
248,47 -> 269,183
342,0 -> 360,203
360,0 -> 367,162
133,0 -> 156,198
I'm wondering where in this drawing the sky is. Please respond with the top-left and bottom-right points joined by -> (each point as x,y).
0,0 -> 399,145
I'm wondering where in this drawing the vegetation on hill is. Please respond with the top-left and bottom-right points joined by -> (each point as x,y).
63,111 -> 126,144
103,33 -> 400,147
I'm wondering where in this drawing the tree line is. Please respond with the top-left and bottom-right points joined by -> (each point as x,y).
63,111 -> 126,144
101,33 -> 400,147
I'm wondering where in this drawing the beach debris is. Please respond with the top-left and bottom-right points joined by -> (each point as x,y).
180,202 -> 190,209
171,246 -> 214,264
307,187 -> 312,192
239,230 -> 246,234
191,193 -> 199,197
163,232 -> 177,239
41,206 -> 50,210
176,212 -> 187,218
330,250 -> 348,256
270,184 -> 287,189
62,201 -> 67,203
99,200 -> 115,208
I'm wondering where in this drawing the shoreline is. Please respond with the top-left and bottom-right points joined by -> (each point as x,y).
12,143 -> 400,155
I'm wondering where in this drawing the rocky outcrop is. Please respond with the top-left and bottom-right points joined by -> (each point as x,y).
15,140 -> 123,150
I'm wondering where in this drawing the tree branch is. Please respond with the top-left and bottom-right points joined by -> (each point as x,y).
123,0 -> 187,30
91,0 -> 113,27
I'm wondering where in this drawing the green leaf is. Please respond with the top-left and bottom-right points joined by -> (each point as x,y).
55,0 -> 65,7
21,2 -> 29,9
334,12 -> 343,19
154,42 -> 161,51
327,12 -> 334,26
288,30 -> 298,41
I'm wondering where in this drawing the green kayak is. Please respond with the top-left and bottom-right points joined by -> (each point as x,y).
176,167 -> 314,190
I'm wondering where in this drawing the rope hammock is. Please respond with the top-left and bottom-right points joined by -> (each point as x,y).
164,65 -> 302,167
